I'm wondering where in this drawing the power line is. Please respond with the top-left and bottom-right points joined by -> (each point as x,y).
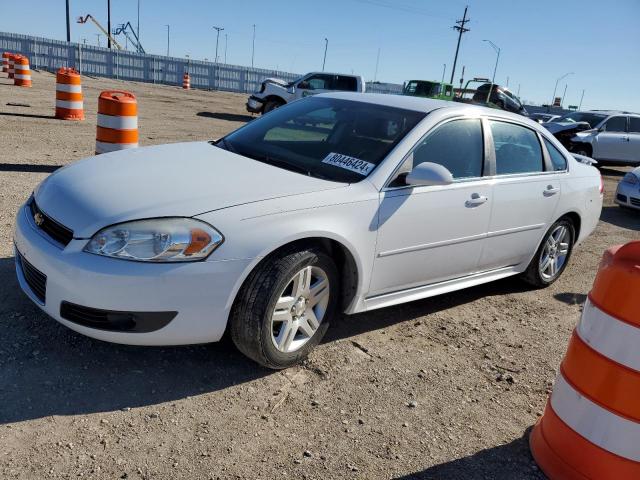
449,5 -> 470,85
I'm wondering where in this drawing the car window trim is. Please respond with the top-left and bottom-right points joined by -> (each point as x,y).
540,136 -> 569,173
383,115 -> 489,191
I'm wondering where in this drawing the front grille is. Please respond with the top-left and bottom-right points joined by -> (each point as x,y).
18,252 -> 47,303
60,302 -> 177,333
617,194 -> 628,203
29,199 -> 73,246
631,197 -> 640,207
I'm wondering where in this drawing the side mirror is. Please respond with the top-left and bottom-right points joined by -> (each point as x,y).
298,80 -> 311,90
405,161 -> 454,187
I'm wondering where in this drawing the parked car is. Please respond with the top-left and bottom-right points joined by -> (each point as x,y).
565,111 -> 640,166
454,79 -> 528,116
246,72 -> 365,114
530,113 -> 561,124
615,166 -> 640,209
403,80 -> 454,101
15,93 -> 603,369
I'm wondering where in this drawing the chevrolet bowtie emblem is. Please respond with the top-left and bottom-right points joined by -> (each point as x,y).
33,212 -> 44,226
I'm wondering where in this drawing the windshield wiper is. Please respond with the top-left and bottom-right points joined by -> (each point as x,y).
250,154 -> 321,178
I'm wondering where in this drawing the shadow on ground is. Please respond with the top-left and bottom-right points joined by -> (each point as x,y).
553,292 -> 587,306
600,205 -> 640,231
394,428 -> 545,480
0,163 -> 62,173
0,250 -> 541,424
197,111 -> 255,122
0,112 -> 55,120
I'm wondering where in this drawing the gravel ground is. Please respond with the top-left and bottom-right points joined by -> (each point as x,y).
1,71 -> 639,480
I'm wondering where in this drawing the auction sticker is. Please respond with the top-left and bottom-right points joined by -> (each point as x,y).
321,152 -> 375,176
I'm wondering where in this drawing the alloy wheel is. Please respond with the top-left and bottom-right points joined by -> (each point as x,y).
539,225 -> 571,281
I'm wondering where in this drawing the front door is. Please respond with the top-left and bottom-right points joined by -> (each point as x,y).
296,74 -> 334,99
369,118 -> 492,296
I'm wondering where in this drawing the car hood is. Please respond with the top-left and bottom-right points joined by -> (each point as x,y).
35,142 -> 343,238
543,121 -> 591,135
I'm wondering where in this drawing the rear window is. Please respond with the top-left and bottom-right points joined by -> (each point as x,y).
630,117 -> 640,134
222,97 -> 426,183
334,76 -> 358,91
543,138 -> 568,171
490,121 -> 543,175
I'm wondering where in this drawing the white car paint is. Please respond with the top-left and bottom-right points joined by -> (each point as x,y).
14,93 -> 603,347
614,166 -> 640,210
571,112 -> 640,165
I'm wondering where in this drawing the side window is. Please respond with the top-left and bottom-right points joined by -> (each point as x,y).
628,117 -> 640,133
543,138 -> 568,171
304,74 -> 333,90
334,76 -> 357,91
490,121 -> 543,175
410,119 -> 484,179
603,116 -> 627,132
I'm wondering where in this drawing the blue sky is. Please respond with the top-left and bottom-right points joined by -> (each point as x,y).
2,0 -> 639,110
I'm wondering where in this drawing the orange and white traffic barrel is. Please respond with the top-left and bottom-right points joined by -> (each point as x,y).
96,90 -> 138,154
13,55 -> 32,87
55,68 -> 84,120
182,72 -> 190,90
7,53 -> 16,79
530,240 -> 640,479
2,52 -> 10,74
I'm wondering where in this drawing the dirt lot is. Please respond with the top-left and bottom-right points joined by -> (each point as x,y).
1,71 -> 638,480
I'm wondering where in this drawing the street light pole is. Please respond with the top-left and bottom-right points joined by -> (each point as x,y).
578,89 -> 585,111
65,0 -> 71,42
251,24 -> 256,68
224,33 -> 228,64
561,84 -> 568,108
322,38 -> 328,71
551,72 -> 574,105
165,24 -> 170,56
137,0 -> 141,44
482,39 -> 500,83
107,0 -> 112,49
441,63 -> 446,83
212,26 -> 224,63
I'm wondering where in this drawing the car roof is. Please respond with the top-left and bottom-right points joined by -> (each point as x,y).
318,92 -> 529,121
586,110 -> 640,117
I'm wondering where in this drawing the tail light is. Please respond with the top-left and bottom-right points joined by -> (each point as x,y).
599,174 -> 604,195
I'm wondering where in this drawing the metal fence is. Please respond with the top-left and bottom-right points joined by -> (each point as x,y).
0,31 -> 403,95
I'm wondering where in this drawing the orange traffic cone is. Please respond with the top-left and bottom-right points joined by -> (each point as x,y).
55,68 -> 84,120
182,72 -> 190,90
530,240 -> 640,479
7,53 -> 16,79
96,90 -> 138,154
13,55 -> 32,87
2,52 -> 10,74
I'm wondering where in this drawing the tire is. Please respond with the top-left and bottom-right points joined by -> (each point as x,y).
573,145 -> 592,158
230,247 -> 339,369
263,99 -> 284,114
521,218 -> 575,288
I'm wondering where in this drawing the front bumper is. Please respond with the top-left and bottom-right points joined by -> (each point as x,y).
13,202 -> 252,345
615,182 -> 640,210
246,95 -> 263,113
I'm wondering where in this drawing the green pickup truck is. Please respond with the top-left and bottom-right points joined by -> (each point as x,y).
402,80 -> 454,101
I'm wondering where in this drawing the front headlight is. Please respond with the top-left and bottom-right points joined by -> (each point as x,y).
84,218 -> 223,262
622,173 -> 639,185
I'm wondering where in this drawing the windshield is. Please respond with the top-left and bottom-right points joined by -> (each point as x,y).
219,97 -> 426,183
552,112 -> 607,128
404,81 -> 439,97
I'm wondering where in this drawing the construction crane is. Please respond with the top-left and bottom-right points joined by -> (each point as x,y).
77,14 -> 122,50
112,22 -> 145,53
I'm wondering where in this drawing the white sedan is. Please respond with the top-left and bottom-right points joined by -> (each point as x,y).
14,93 -> 603,368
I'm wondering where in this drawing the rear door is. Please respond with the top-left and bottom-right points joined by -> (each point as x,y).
479,120 -> 562,270
626,116 -> 640,163
593,116 -> 628,162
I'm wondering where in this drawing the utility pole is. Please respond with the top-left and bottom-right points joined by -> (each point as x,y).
165,24 -> 170,56
213,26 -> 224,63
251,24 -> 256,68
441,63 -> 446,83
65,0 -> 71,42
374,48 -> 380,82
137,0 -> 140,45
322,38 -> 328,71
450,5 -> 470,85
224,33 -> 228,64
578,89 -> 585,110
517,84 -> 521,96
107,0 -> 112,48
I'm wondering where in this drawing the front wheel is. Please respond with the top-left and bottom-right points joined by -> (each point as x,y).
230,247 -> 339,369
521,219 -> 575,288
263,99 -> 284,114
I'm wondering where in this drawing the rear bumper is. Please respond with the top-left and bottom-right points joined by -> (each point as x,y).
14,202 -> 252,345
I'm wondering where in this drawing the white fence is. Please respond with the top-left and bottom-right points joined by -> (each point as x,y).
0,31 -> 403,95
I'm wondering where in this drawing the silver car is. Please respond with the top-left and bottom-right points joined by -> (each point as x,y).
615,167 -> 640,210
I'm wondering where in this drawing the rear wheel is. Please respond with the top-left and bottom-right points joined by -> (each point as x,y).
263,98 -> 284,114
521,219 -> 575,288
230,247 -> 339,369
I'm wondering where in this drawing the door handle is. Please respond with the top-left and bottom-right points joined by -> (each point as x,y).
622,136 -> 630,142
544,185 -> 560,196
465,193 -> 488,207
